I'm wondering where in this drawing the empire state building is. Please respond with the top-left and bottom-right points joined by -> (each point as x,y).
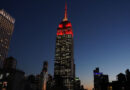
54,2 -> 75,90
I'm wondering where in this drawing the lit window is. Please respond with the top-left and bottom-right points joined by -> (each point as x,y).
3,81 -> 8,87
59,24 -> 63,28
0,74 -> 3,79
6,73 -> 9,77
66,23 -> 72,27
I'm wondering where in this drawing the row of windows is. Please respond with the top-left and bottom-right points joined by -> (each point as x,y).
54,70 -> 72,76
0,39 -> 9,45
55,54 -> 72,58
55,62 -> 72,66
55,48 -> 72,53
0,16 -> 14,63
0,73 -> 10,80
54,64 -> 72,69
0,15 -> 14,30
57,34 -> 72,38
55,56 -> 72,60
56,39 -> 72,43
0,44 -> 8,49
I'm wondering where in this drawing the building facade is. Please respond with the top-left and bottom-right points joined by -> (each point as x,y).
0,57 -> 25,90
0,9 -> 15,68
109,70 -> 130,90
54,3 -> 75,90
40,61 -> 48,90
93,67 -> 109,90
3,56 -> 17,69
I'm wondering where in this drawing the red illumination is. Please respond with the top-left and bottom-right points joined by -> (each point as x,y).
66,23 -> 72,27
65,30 -> 73,37
57,29 -> 73,37
57,30 -> 63,35
59,24 -> 63,28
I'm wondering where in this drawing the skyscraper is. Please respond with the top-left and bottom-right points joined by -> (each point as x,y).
0,9 -> 15,68
54,2 -> 75,90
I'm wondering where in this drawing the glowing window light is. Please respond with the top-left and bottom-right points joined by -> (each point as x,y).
57,30 -> 63,36
66,23 -> 72,27
59,24 -> 63,28
94,72 -> 102,75
65,30 -> 73,37
0,74 -> 3,79
3,82 -> 8,87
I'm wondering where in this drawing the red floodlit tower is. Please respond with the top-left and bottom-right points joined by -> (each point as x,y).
54,2 -> 75,90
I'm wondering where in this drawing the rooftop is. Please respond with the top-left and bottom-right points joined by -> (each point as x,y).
0,9 -> 15,24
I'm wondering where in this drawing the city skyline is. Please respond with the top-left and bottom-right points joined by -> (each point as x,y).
1,0 -> 130,89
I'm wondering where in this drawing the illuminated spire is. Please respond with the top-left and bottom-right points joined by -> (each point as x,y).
63,1 -> 68,21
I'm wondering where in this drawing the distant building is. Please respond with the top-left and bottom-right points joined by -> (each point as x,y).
46,74 -> 53,90
74,77 -> 81,90
74,77 -> 85,90
35,75 -> 41,90
125,69 -> 130,90
111,72 -> 127,90
40,61 -> 48,90
93,67 -> 109,90
3,56 -> 17,69
93,68 -> 130,90
24,74 -> 41,90
0,9 -> 15,68
0,57 -> 24,90
107,69 -> 130,90
54,2 -> 75,90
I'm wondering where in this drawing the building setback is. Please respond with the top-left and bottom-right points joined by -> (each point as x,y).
0,9 -> 15,68
54,2 -> 75,90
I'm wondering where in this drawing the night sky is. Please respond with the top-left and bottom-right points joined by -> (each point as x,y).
1,0 -> 130,89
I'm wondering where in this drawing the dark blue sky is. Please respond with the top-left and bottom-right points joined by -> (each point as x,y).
1,0 -> 130,89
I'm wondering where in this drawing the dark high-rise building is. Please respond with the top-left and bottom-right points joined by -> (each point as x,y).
93,67 -> 109,90
0,9 -> 15,68
94,68 -> 101,90
3,56 -> 17,69
54,2 -> 75,90
0,57 -> 25,90
125,69 -> 130,82
74,77 -> 81,90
